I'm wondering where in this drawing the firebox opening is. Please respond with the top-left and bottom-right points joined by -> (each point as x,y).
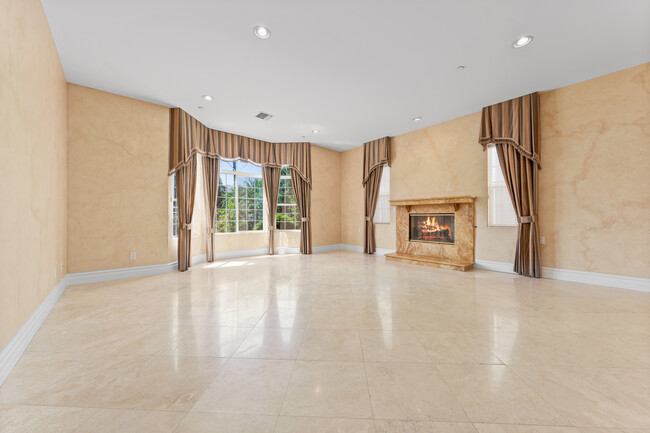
409,213 -> 455,244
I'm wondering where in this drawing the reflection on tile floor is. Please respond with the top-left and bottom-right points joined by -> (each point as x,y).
1,251 -> 649,432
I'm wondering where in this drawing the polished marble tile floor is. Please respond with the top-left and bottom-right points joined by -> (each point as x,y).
1,251 -> 649,432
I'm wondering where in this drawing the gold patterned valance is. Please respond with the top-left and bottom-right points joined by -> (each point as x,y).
170,108 -> 311,186
478,92 -> 541,168
362,136 -> 391,185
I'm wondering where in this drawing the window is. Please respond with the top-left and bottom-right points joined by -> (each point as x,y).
276,167 -> 300,230
171,173 -> 194,237
373,166 -> 391,224
216,160 -> 264,233
487,146 -> 518,226
172,174 -> 178,237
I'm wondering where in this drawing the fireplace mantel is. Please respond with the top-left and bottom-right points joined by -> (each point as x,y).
386,196 -> 475,271
390,196 -> 475,212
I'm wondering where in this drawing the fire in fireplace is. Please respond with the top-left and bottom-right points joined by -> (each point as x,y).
409,213 -> 455,244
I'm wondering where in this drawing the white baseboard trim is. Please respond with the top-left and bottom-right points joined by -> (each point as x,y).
540,266 -> 650,292
475,259 -> 649,292
338,244 -> 396,256
213,248 -> 270,259
0,278 -> 67,386
474,260 -> 517,274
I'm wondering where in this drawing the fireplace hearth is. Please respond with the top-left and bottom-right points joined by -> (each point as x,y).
409,213 -> 455,244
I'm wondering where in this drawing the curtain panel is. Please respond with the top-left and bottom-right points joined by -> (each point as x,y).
170,108 -> 313,268
362,137 -> 391,254
478,92 -> 541,277
170,109 -> 312,185
202,155 -> 220,262
362,137 -> 391,185
177,154 -> 197,271
291,168 -> 312,254
262,166 -> 282,255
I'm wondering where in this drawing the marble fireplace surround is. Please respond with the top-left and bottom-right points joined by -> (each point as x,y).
385,196 -> 476,271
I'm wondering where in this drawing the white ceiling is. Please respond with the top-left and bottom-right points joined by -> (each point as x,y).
41,0 -> 649,151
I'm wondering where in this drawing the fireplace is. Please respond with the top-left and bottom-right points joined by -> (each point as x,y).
409,213 -> 455,244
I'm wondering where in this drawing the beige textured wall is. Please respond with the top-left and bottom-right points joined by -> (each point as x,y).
311,145 -> 341,247
0,0 -> 67,348
340,63 -> 649,277
67,84 -> 169,273
539,63 -> 649,277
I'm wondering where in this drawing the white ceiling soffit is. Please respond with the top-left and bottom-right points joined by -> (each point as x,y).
41,0 -> 650,151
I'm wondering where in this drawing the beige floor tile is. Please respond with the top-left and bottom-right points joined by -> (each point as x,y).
275,416 -> 375,432
28,322 -> 177,356
168,326 -> 252,357
255,308 -> 310,328
75,408 -> 185,433
365,362 -> 468,422
281,360 -> 372,418
360,330 -> 431,362
0,352 -> 102,404
416,332 -> 503,364
437,364 -> 566,425
374,420 -> 478,432
307,308 -> 364,329
474,425 -> 580,432
173,412 -> 277,433
233,327 -> 304,359
511,366 -> 650,428
0,405 -> 97,433
491,331 -> 650,368
31,355 -> 225,411
578,429 -> 650,433
191,358 -> 294,415
4,252 -> 650,432
298,329 -> 363,361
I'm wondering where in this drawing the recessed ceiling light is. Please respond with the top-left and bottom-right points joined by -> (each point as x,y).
312,129 -> 320,134
512,35 -> 533,48
254,25 -> 271,39
412,117 -> 422,122
197,106 -> 204,109
202,95 -> 213,102
456,65 -> 465,71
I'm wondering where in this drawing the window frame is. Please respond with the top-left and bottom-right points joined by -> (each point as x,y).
216,160 -> 266,234
487,145 -> 518,227
373,165 -> 391,224
275,167 -> 300,232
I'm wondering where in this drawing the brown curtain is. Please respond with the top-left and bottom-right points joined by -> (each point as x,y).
169,108 -> 313,259
262,166 -> 282,255
290,169 -> 312,254
169,108 -> 311,186
362,137 -> 391,254
364,167 -> 383,254
202,155 -> 220,262
479,92 -> 541,277
177,154 -> 197,271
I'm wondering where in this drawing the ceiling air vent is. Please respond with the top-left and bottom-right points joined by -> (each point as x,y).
255,112 -> 273,121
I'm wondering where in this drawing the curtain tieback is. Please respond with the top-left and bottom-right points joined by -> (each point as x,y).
181,223 -> 192,230
269,226 -> 275,231
301,217 -> 310,222
365,216 -> 372,221
207,227 -> 215,234
518,215 -> 537,224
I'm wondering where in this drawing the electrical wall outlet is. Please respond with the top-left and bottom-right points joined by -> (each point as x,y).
540,236 -> 545,245
129,252 -> 136,260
